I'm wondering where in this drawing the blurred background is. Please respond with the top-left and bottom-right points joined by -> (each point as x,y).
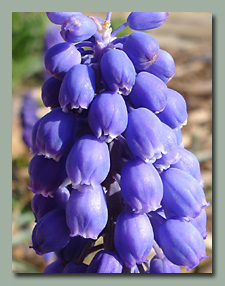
12,12 -> 212,273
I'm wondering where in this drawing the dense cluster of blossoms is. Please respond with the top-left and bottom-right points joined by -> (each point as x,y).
26,12 -> 209,273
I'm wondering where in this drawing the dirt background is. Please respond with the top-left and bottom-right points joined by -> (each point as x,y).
12,12 -> 212,273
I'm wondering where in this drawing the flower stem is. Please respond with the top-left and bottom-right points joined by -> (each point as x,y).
106,12 -> 112,21
111,22 -> 128,37
88,243 -> 104,254
111,35 -> 128,45
75,41 -> 94,49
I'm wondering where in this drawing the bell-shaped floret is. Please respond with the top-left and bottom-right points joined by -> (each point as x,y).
43,25 -> 65,80
154,123 -> 180,171
63,262 -> 88,273
31,186 -> 70,222
114,211 -> 154,268
46,12 -> 82,25
100,48 -> 136,95
189,209 -> 208,239
149,255 -> 181,273
144,49 -> 176,84
28,154 -> 68,197
127,12 -> 169,30
129,72 -> 168,113
161,168 -> 209,221
88,91 -> 128,143
120,158 -> 163,213
158,218 -> 208,271
41,76 -> 62,109
86,250 -> 123,273
66,134 -> 110,192
44,42 -> 81,80
60,14 -> 97,43
32,108 -> 77,160
59,64 -> 95,111
170,147 -> 203,186
125,108 -> 166,163
30,208 -> 70,255
31,107 -> 77,161
66,185 -> 108,239
55,236 -> 92,264
157,88 -> 188,129
42,259 -> 65,273
123,32 -> 159,70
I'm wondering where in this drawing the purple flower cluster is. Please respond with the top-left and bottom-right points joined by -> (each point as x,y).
27,12 -> 209,273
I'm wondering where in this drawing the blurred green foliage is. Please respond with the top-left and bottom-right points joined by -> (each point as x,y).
12,12 -> 49,93
111,17 -> 132,37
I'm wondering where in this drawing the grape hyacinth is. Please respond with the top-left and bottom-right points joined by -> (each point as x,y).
27,12 -> 209,274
